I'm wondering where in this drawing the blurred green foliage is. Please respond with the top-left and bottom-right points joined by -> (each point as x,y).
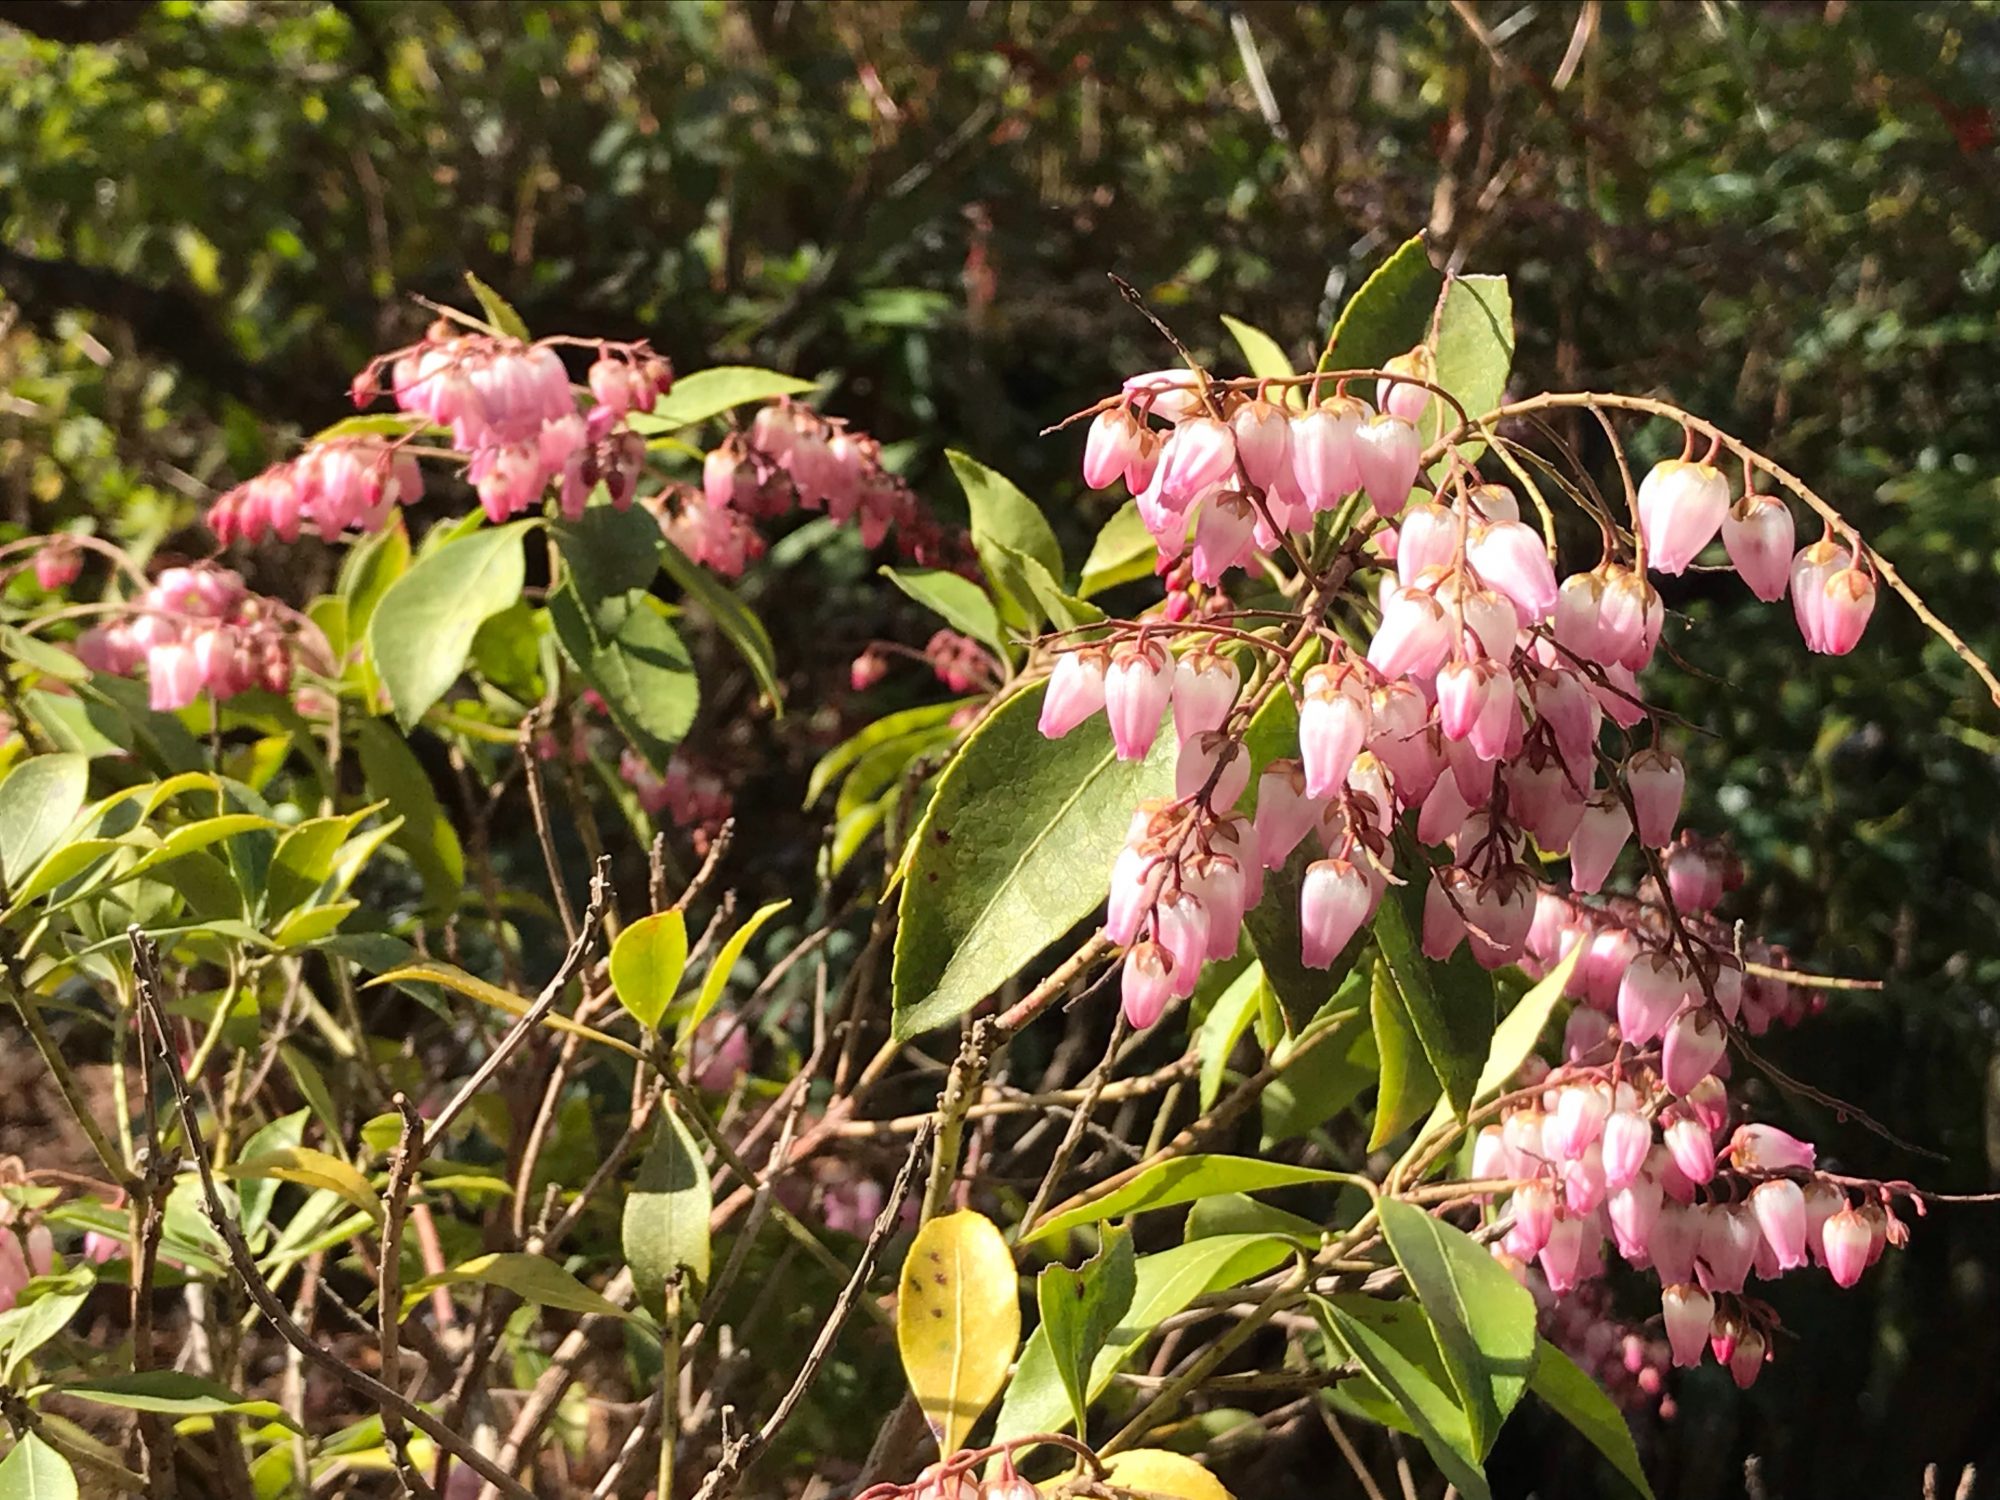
4,2 -> 1999,1494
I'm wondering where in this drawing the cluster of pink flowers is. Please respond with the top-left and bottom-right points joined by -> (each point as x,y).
1532,1277 -> 1673,1416
75,565 -> 297,711
618,749 -> 732,844
208,326 -> 668,542
667,400 -> 966,578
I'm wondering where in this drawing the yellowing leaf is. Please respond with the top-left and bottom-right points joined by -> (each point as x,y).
1101,1449 -> 1235,1500
679,899 -> 789,1046
369,961 -> 645,1061
225,1147 -> 381,1223
610,910 -> 689,1032
897,1210 -> 1020,1456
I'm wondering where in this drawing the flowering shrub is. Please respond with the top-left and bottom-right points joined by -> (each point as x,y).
0,242 -> 1989,1500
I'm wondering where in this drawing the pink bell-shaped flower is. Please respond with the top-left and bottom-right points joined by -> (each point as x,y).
1156,415 -> 1238,511
1637,458 -> 1731,575
1104,846 -> 1162,947
1082,406 -> 1145,490
1353,413 -> 1422,519
1817,566 -> 1877,655
1751,1178 -> 1810,1271
1594,565 -> 1661,670
1790,535 -> 1851,651
1696,1203 -> 1760,1294
1104,642 -> 1171,761
1121,941 -> 1176,1028
1538,1215 -> 1590,1294
1421,866 -> 1473,960
1568,792 -> 1632,895
1289,397 -> 1365,511
1435,658 -> 1495,744
146,641 -> 203,713
1299,665 -> 1373,798
1467,520 -> 1560,623
1661,1284 -> 1715,1369
1229,397 -> 1294,493
1395,503 -> 1458,588
1618,950 -> 1689,1045
1624,747 -> 1685,848
1727,1325 -> 1768,1389
1660,1006 -> 1728,1096
1608,1175 -> 1663,1263
1821,1204 -> 1873,1289
1650,1201 -> 1701,1281
1039,649 -> 1108,740
1545,1085 -> 1611,1162
1153,889 -> 1209,995
1727,1122 -> 1816,1173
1366,588 -> 1452,681
1722,493 -> 1795,602
1564,1005 -> 1614,1064
1553,571 -> 1607,664
1191,493 -> 1258,584
1172,654 -> 1240,742
1176,731 -> 1251,810
1254,760 -> 1318,869
1185,853 -> 1248,960
1510,1181 -> 1557,1259
1601,1110 -> 1654,1191
1376,345 -> 1435,424
1300,858 -> 1376,969
1663,1116 -> 1716,1186
1465,868 -> 1535,970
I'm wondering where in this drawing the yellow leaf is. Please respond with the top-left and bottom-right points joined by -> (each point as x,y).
225,1146 -> 382,1223
896,1210 -> 1020,1456
1101,1450 -> 1235,1500
369,961 -> 645,1061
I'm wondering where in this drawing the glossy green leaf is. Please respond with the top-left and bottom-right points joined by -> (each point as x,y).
549,583 -> 698,774
659,538 -> 783,712
1028,1156 -> 1348,1245
609,910 -> 689,1032
989,542 -> 1104,632
891,683 -> 1173,1037
1528,1338 -> 1656,1499
1077,501 -> 1157,598
880,566 -> 1008,660
1369,958 -> 1442,1150
1184,1192 -> 1325,1246
52,1371 -> 293,1428
898,1210 -> 1021,1456
235,1109 -> 309,1241
0,1432 -> 76,1500
950,448 -> 1065,628
1221,314 -> 1296,381
1370,878 -> 1495,1119
623,1104 -> 711,1300
409,1252 -> 630,1320
629,365 -> 818,431
368,521 -> 532,729
548,500 -> 665,601
1316,1294 -> 1490,1500
680,899 -> 789,1045
0,625 -> 87,684
1376,1199 -> 1538,1456
1473,948 -> 1578,1105
354,719 -> 465,915
337,515 -> 412,645
1036,1224 -> 1136,1438
116,814 -> 276,886
0,753 -> 87,887
992,1233 -> 1291,1445
1426,274 -> 1515,451
463,270 -> 530,340
1319,234 -> 1438,375
264,808 -> 372,916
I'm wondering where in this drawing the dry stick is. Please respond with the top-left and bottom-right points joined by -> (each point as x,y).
126,932 -> 538,1500
1018,1019 -> 1129,1238
125,954 -> 177,1500
1318,1404 -> 1392,1500
839,1058 -> 1195,1140
379,1096 -> 439,1500
691,1123 -> 932,1500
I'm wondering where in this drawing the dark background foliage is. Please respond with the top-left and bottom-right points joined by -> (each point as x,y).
3,2 -> 1998,1495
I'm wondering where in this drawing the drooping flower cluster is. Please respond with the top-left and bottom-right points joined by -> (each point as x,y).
664,399 -> 968,578
75,565 -> 301,711
208,325 -> 668,542
618,749 -> 733,845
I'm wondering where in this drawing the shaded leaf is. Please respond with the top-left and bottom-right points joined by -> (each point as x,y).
681,899 -> 789,1045
897,1210 -> 1020,1457
1370,878 -> 1495,1119
1197,962 -> 1269,1112
1260,998 -> 1378,1148
354,719 -> 465,915
1528,1338 -> 1656,1499
0,1432 -> 76,1500
1369,959 -> 1442,1150
53,1371 -> 294,1428
1315,1294 -> 1489,1500
1036,1225 -> 1136,1437
880,567 -> 1008,660
659,539 -> 783,712
549,583 -> 698,774
0,753 -> 87,887
624,1104 -> 712,1300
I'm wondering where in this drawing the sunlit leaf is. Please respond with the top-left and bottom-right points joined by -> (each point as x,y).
897,1210 -> 1020,1457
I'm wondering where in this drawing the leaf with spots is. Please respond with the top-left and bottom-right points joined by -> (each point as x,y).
896,1210 -> 1020,1457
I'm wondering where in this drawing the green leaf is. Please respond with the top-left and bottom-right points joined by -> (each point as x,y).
1028,1156 -> 1350,1245
609,910 -> 689,1032
1078,501 -> 1158,598
1369,958 -> 1442,1150
891,683 -> 1174,1038
680,899 -> 790,1045
1370,878 -> 1495,1120
1319,234 -> 1438,375
116,814 -> 277,886
1221,314 -> 1296,381
806,701 -> 971,808
1426,274 -> 1515,451
993,1234 -> 1291,1446
629,366 -> 819,431
1376,1199 -> 1538,1457
1472,948 -> 1578,1105
1184,1192 -> 1325,1246
337,515 -> 412,645
409,1252 -> 630,1320
1197,962 -> 1269,1111
549,584 -> 698,774
659,539 -> 783,713
1036,1225 -> 1136,1438
463,270 -> 531,340
549,501 -> 665,601
1259,999 -> 1378,1147
368,521 -> 531,729
52,1371 -> 294,1428
235,1109 -> 309,1241
354,720 -> 465,916
623,1104 -> 711,1300
990,543 -> 1104,632
0,625 -> 88,684
1528,1338 -> 1656,1499
897,1210 -> 1021,1456
264,809 -> 372,917
0,753 -> 88,887
225,1146 -> 382,1223
880,567 -> 1008,660
949,448 -> 1065,628
0,1274 -> 91,1383
0,1432 -> 76,1500
1315,1294 -> 1490,1500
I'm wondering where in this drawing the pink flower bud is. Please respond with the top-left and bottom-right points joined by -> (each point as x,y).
1650,1201 -> 1701,1281
1510,1181 -> 1556,1259
1553,571 -> 1607,663
1289,398 -> 1365,511
1750,1178 -> 1810,1272
1468,520 -> 1559,623
1229,397 -> 1294,492
1435,659 -> 1494,744
1559,1143 -> 1607,1216
1153,889 -> 1209,995
1084,407 -> 1145,489
82,1231 -> 120,1265
1563,1006 -> 1614,1066
1661,1006 -> 1727,1096
1155,416 -> 1237,510
1816,566 -> 1876,655
1345,752 -> 1397,834
1663,842 -> 1725,913
1124,369 -> 1203,422
1354,413 -> 1422,519
1637,459 -> 1730,575
1367,587 -> 1453,681
1625,748 -> 1685,848
1377,346 -> 1435,424
1192,492 -> 1258,585
1727,1325 -> 1767,1389
1802,1179 -> 1841,1263
1595,565 -> 1661,671
1105,846 -> 1164,947
1252,760 -> 1318,870
33,541 -> 82,591
1789,536 -> 1850,651
1038,650 -> 1107,739
146,641 -> 203,713
1545,1085 -> 1611,1163
1538,1215 -> 1591,1294
1395,503 -> 1458,588
1171,654 -> 1239,743
1422,867 -> 1472,960
1608,1176 -> 1664,1263
1617,950 -> 1688,1046
1601,1111 -> 1653,1191
1120,940 -> 1176,1029
1567,792 -> 1632,896
1820,1204 -> 1873,1289
1727,1123 -> 1816,1173
1300,857 -> 1376,969
1661,1284 -> 1714,1368
1696,1203 -> 1759,1294
1104,643 -> 1171,761
1176,731 -> 1250,810
1185,853 -> 1248,960
1299,665 -> 1372,798
1465,868 -> 1535,970
1663,1116 -> 1715,1186
1721,493 -> 1795,602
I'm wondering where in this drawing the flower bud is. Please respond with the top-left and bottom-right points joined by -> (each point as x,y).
1039,649 -> 1108,740
1624,748 -> 1685,849
1650,1201 -> 1701,1281
1817,566 -> 1876,656
1663,1116 -> 1715,1186
1660,1006 -> 1727,1096
1661,1284 -> 1715,1368
1176,731 -> 1250,810
1300,858 -> 1376,969
1229,397 -> 1294,492
1722,493 -> 1795,602
1538,1215 -> 1590,1294
1726,1123 -> 1816,1173
1157,416 -> 1238,510
1289,397 -> 1365,511
1377,346 -> 1435,424
1253,760 -> 1318,870
1601,1110 -> 1653,1191
1185,853 -> 1248,960
1084,406 -> 1145,489
1366,588 -> 1453,681
1172,654 -> 1240,743
1567,792 -> 1632,895
1354,413 -> 1422,519
1299,665 -> 1372,798
1152,890 -> 1209,996
1751,1178 -> 1810,1272
1727,1325 -> 1768,1389
1396,503 -> 1458,588
1790,536 -> 1850,651
1467,520 -> 1560,623
1509,1182 -> 1556,1259
1104,642 -> 1171,761
1618,951 -> 1688,1046
1821,1204 -> 1873,1289
1637,459 -> 1730,575
1191,493 -> 1258,584
1608,1175 -> 1663,1263
1696,1203 -> 1759,1294
1563,1005 -> 1614,1065
1421,867 -> 1472,961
